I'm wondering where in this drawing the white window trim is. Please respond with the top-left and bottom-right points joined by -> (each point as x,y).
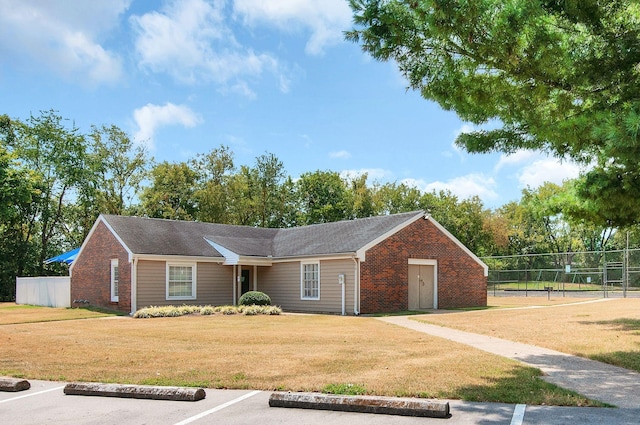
110,259 -> 119,302
166,262 -> 197,300
300,261 -> 320,300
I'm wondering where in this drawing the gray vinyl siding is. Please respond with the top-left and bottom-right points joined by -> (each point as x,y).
259,259 -> 355,314
197,262 -> 234,305
136,260 -> 233,308
136,260 -> 166,307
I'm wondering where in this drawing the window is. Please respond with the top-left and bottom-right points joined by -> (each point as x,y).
110,259 -> 119,302
301,262 -> 320,300
167,263 -> 196,300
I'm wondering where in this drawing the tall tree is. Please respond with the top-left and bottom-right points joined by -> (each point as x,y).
372,181 -> 422,214
296,170 -> 351,225
0,142 -> 40,300
192,145 -> 235,223
65,124 -> 150,243
141,162 -> 198,220
2,111 -> 89,275
345,173 -> 376,219
89,124 -> 149,216
244,153 -> 290,228
420,191 -> 493,255
520,183 -> 578,258
347,0 -> 640,226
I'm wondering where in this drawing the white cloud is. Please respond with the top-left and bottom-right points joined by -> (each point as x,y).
454,123 -> 476,138
493,149 -> 584,189
340,168 -> 393,182
131,0 -> 284,94
224,81 -> 257,99
518,158 -> 582,188
403,174 -> 499,203
299,134 -> 313,148
133,102 -> 202,149
0,0 -> 127,85
233,0 -> 352,55
494,150 -> 538,172
329,150 -> 351,159
445,123 -> 476,160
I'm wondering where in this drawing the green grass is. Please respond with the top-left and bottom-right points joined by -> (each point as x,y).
0,303 -> 116,325
448,366 -> 610,407
491,281 -> 603,291
1,304 -> 40,310
323,383 -> 368,395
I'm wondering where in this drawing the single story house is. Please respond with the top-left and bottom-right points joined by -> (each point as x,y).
70,210 -> 488,315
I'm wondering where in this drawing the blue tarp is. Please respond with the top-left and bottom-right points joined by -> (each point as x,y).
44,247 -> 80,265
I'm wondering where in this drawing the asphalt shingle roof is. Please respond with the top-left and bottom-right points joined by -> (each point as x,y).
101,210 -> 424,259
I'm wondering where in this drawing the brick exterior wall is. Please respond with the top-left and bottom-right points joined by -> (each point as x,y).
360,217 -> 486,314
71,221 -> 131,313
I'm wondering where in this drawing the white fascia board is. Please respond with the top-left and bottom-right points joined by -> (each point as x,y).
355,211 -> 425,261
204,238 -> 240,265
426,215 -> 489,277
270,253 -> 355,263
133,254 -> 225,263
70,215 -> 134,274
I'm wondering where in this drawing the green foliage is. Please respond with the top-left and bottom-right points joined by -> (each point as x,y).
200,306 -> 215,315
322,383 -> 367,395
87,124 -> 149,217
347,0 -> 640,226
133,304 -> 281,318
8,106 -> 640,300
191,146 -> 235,223
238,291 -> 272,306
141,161 -> 199,220
296,170 -> 351,224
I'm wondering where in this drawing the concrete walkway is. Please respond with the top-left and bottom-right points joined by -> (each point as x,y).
378,315 -> 640,409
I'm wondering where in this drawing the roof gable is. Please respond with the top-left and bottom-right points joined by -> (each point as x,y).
272,211 -> 424,257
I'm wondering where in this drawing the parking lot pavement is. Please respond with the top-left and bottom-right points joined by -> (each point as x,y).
1,380 -> 638,424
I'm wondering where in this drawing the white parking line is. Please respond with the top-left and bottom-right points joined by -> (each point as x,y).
173,390 -> 261,425
510,404 -> 526,425
0,386 -> 65,404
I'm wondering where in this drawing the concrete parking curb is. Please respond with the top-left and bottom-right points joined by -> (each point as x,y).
0,378 -> 30,392
63,382 -> 206,401
269,392 -> 450,418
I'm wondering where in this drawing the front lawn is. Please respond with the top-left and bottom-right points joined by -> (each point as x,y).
0,303 -> 116,325
0,311 -> 599,406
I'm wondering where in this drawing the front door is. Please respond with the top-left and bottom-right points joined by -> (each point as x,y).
241,269 -> 250,295
408,264 -> 435,309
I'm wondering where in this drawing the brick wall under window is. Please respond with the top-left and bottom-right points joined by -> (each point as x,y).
360,218 -> 486,314
71,221 -> 131,313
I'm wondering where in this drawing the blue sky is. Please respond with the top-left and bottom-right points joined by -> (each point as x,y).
0,0 -> 584,209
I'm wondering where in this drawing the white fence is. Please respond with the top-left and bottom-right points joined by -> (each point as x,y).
16,276 -> 71,308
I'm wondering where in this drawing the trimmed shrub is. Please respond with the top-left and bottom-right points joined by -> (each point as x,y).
200,306 -> 215,315
133,303 -> 281,318
238,291 -> 271,306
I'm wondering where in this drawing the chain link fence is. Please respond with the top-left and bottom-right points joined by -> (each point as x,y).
482,249 -> 640,297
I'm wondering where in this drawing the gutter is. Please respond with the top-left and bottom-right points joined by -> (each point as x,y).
130,257 -> 138,315
352,256 -> 360,315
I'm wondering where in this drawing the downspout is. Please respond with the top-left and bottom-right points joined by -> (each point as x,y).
130,257 -> 138,316
352,256 -> 360,316
233,265 -> 237,306
340,274 -> 346,316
